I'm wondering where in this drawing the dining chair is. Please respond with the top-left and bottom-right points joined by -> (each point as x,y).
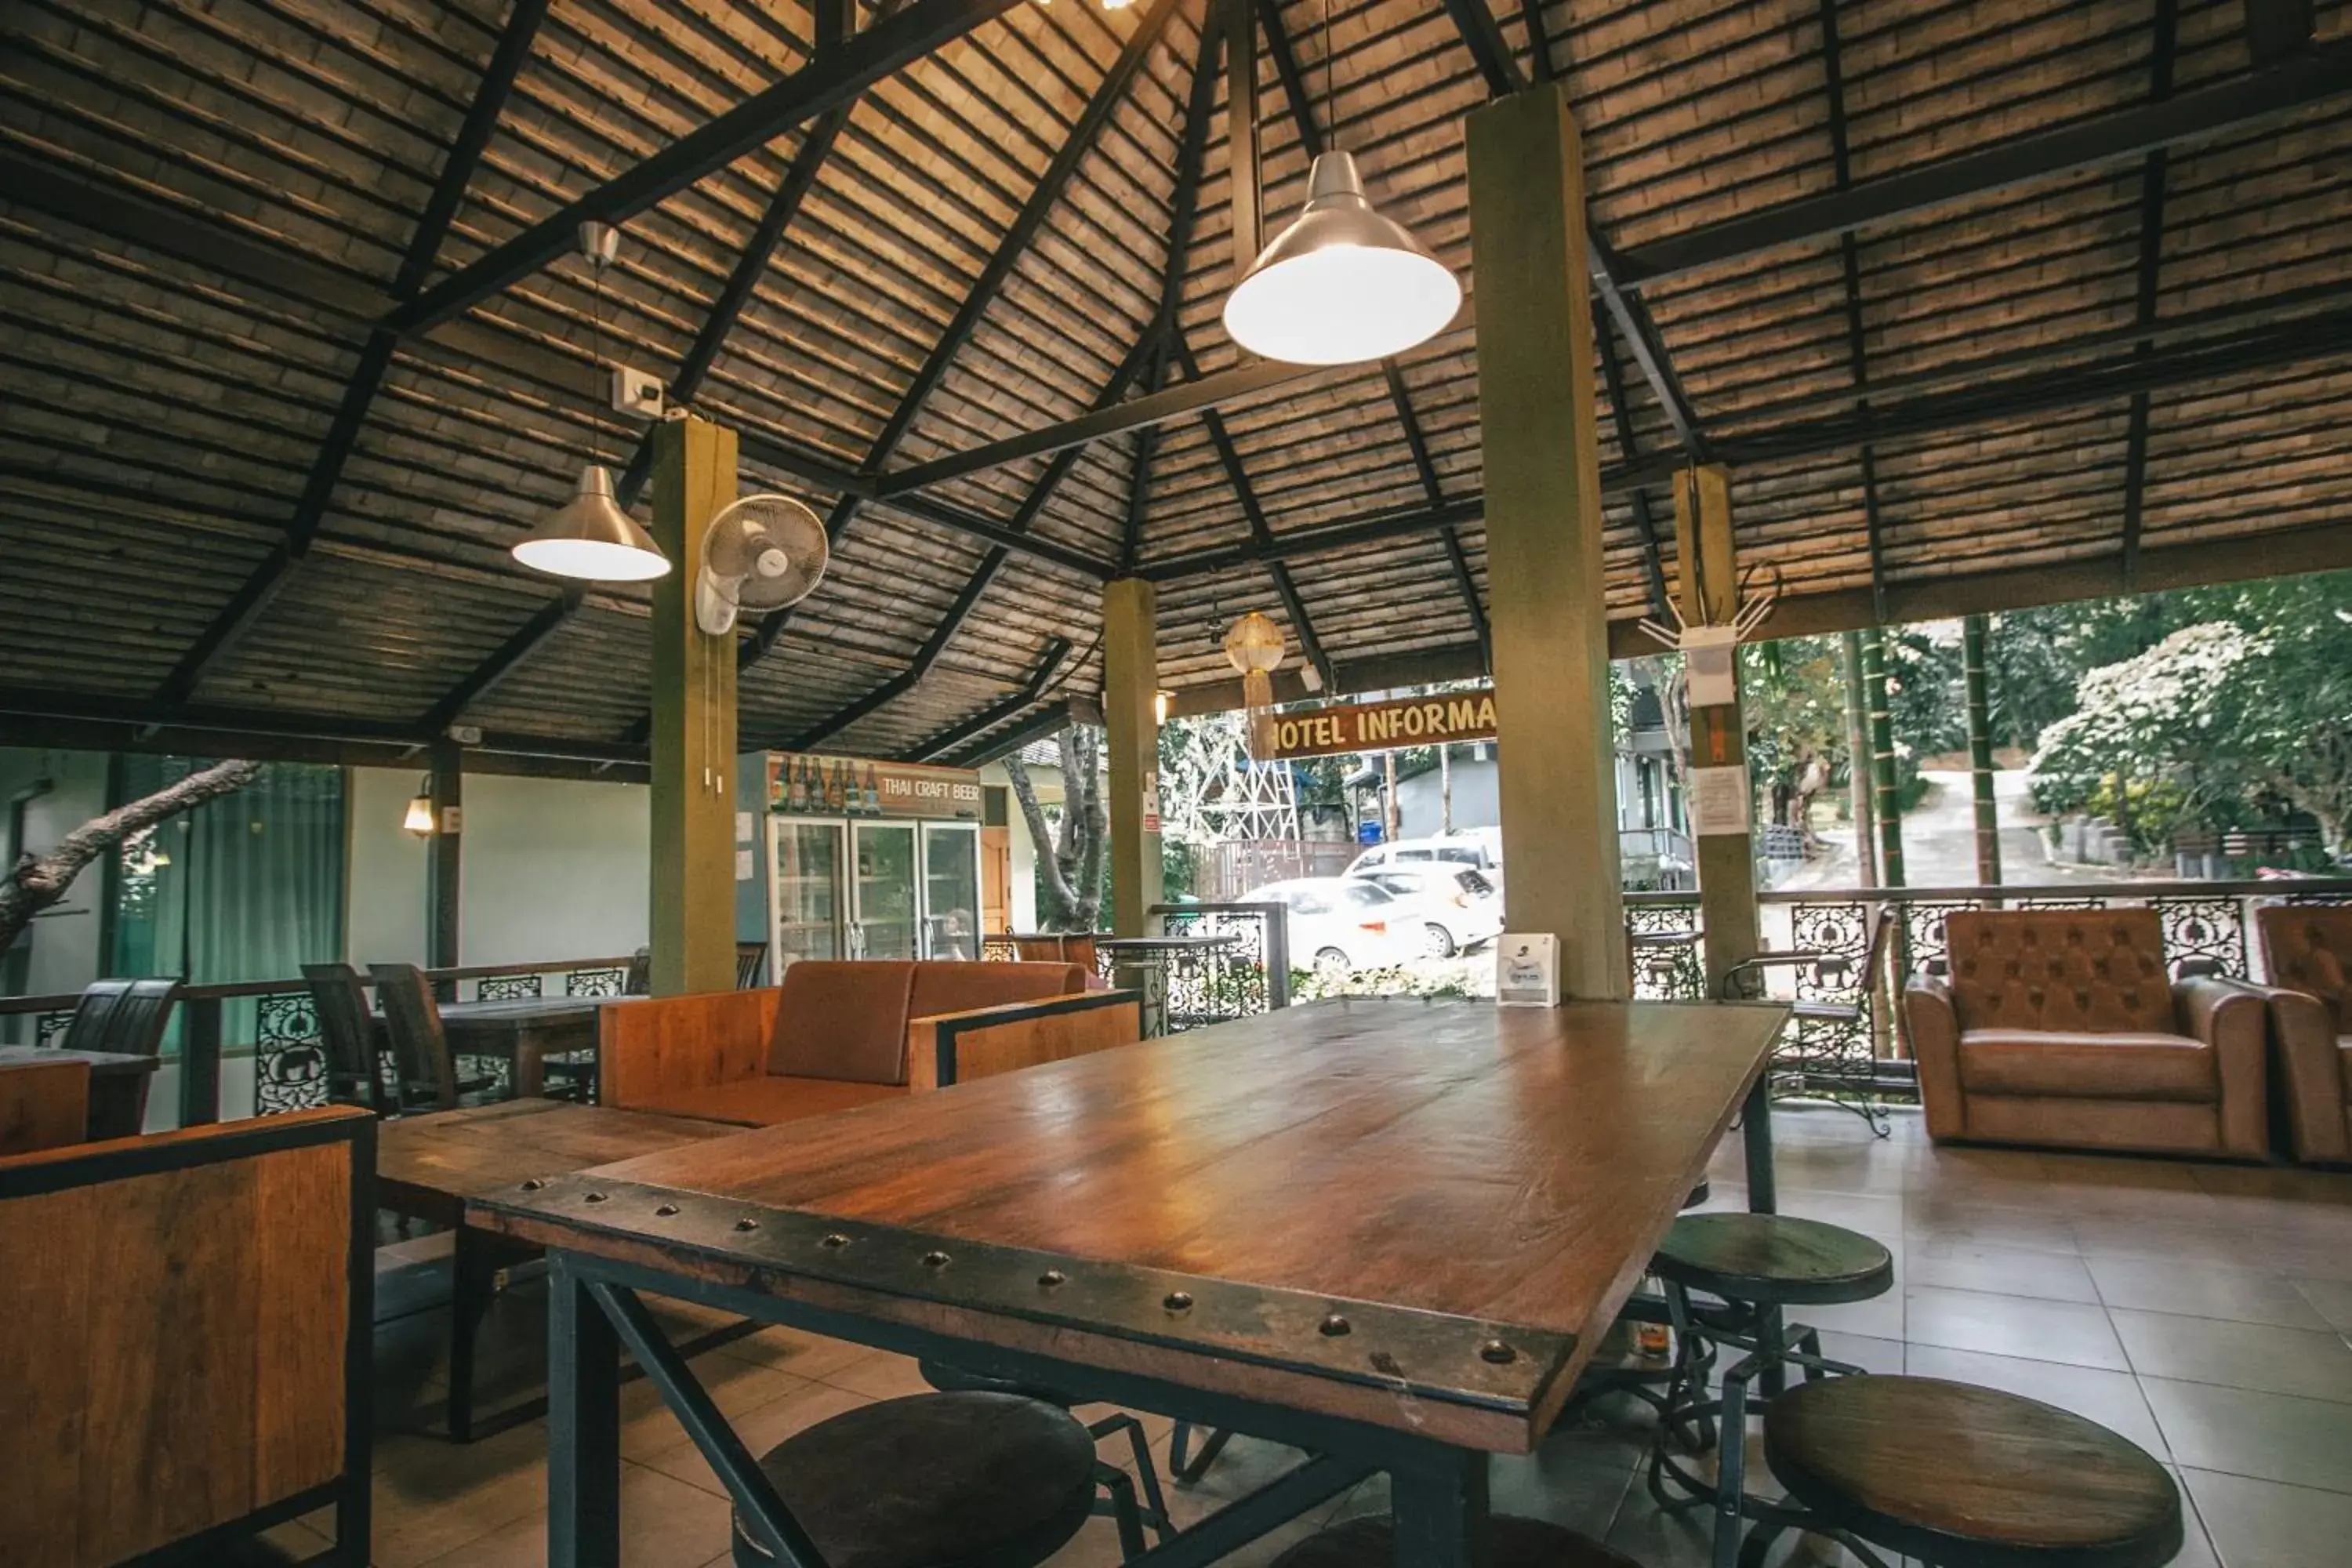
368,963 -> 492,1110
624,946 -> 652,996
60,977 -> 180,1131
735,942 -> 768,989
302,962 -> 394,1113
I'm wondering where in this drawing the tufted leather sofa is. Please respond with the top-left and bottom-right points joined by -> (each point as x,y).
2249,906 -> 2352,1164
1904,909 -> 2266,1158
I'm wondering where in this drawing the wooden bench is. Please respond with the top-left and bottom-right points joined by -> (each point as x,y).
0,1105 -> 374,1566
600,960 -> 1142,1126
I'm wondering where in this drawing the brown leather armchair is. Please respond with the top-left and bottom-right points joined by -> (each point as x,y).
2251,906 -> 2352,1164
1904,909 -> 2266,1158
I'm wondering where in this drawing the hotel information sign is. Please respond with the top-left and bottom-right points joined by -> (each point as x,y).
1259,688 -> 1499,761
766,752 -> 982,821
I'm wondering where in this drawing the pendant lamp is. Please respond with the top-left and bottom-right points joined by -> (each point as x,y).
512,465 -> 670,581
402,779 -> 435,837
1224,612 -> 1286,758
1221,151 -> 1460,366
512,223 -> 671,583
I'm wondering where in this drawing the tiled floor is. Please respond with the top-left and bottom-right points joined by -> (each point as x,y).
278,1106 -> 2352,1566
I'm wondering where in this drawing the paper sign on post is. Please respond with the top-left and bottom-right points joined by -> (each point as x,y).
1495,933 -> 1561,1007
1689,765 -> 1751,837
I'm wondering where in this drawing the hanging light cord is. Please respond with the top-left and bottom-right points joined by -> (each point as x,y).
1322,0 -> 1334,149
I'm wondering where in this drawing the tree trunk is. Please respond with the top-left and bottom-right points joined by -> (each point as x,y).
0,758 -> 264,957
1004,728 -> 1109,933
1841,630 -> 1878,885
1963,613 -> 2003,887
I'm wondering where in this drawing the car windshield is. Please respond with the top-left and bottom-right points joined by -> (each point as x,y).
1366,873 -> 1421,896
1341,883 -> 1394,909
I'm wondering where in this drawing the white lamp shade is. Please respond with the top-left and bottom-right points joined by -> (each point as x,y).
1222,151 -> 1461,366
402,793 -> 434,836
512,465 -> 671,582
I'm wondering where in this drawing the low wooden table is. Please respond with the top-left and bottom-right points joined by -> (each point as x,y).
474,996 -> 1789,1565
377,1099 -> 739,1439
0,1045 -> 161,1139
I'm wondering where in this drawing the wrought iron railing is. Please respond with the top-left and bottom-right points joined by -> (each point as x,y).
0,955 -> 640,1125
1149,902 -> 1290,1026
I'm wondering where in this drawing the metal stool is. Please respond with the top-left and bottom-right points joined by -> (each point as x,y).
1748,1376 -> 2183,1568
916,1359 -> 1167,1553
1269,1514 -> 1646,1566
728,1391 -> 1100,1568
1642,1214 -> 1893,1568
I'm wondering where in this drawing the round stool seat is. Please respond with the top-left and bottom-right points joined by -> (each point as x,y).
1764,1376 -> 2182,1568
1650,1214 -> 1893,1306
730,1392 -> 1098,1568
1269,1514 -> 1642,1568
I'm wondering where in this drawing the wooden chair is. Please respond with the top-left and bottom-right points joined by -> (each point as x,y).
368,963 -> 494,1110
624,946 -> 652,996
303,962 -> 390,1112
0,1105 -> 376,1565
0,1057 -> 89,1156
735,942 -> 768,989
1722,906 -> 1899,1134
60,976 -> 180,1133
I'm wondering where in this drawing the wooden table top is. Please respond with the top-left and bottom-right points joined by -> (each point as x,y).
0,1045 -> 160,1076
379,1100 -> 738,1225
470,998 -> 1786,1450
437,996 -> 616,1025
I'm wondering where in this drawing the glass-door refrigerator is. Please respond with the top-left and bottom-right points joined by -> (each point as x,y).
738,751 -> 986,976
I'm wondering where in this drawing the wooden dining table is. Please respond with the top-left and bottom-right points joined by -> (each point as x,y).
470,995 -> 1788,1566
0,1044 -> 160,1139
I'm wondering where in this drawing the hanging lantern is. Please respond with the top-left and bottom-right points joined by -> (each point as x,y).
1223,612 -> 1286,757
402,779 -> 435,838
1153,689 -> 1173,727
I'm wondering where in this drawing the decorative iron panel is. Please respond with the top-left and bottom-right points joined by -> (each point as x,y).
34,1010 -> 73,1048
255,989 -> 329,1115
980,936 -> 1019,962
1152,906 -> 1276,1031
566,967 -> 626,998
1627,898 -> 1704,1000
476,975 -> 543,1000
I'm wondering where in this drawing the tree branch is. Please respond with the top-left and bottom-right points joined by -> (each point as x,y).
0,758 -> 263,956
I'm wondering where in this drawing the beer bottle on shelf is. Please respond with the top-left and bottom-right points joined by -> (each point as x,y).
863,764 -> 881,814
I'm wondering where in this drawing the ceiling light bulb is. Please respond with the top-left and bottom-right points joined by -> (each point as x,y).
1222,151 -> 1461,366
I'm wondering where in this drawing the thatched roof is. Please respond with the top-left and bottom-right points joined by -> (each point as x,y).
3,0 -> 2348,770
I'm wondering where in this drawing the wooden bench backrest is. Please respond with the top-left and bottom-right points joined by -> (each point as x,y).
0,1105 -> 372,1566
601,987 -> 782,1108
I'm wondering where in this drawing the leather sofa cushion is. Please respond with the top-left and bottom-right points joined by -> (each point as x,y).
2257,906 -> 2352,1034
640,1076 -> 906,1127
767,960 -> 917,1084
1946,910 -> 2174,1035
909,961 -> 1088,1020
1958,1029 -> 2216,1103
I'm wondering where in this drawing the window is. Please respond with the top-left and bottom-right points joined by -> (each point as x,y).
1433,845 -> 1483,865
1396,848 -> 1435,862
1340,883 -> 1392,910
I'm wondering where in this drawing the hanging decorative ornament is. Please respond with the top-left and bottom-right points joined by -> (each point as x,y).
1223,612 -> 1286,757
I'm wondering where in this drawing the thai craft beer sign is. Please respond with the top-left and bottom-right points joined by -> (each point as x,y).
766,753 -> 982,821
1258,688 -> 1499,761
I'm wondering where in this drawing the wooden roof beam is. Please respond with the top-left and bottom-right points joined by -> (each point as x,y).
1592,314 -> 1674,622
1814,0 -> 1890,622
156,0 -> 551,707
906,636 -> 1073,763
937,699 -> 1076,769
1138,303 -> 2352,580
387,0 -> 1028,336
419,588 -> 584,735
2121,0 -> 2182,588
1440,0 -> 1526,97
1383,360 -> 1490,666
1613,39 -> 2352,289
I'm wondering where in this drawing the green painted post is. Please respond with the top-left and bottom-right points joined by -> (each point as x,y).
1963,613 -> 2002,889
1861,627 -> 1904,889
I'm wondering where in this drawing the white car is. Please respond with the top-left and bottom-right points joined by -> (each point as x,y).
1348,865 -> 1502,958
1239,878 -> 1426,979
1343,834 -> 1501,880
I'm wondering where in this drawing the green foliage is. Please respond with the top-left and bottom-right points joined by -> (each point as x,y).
1290,966 -> 1475,1000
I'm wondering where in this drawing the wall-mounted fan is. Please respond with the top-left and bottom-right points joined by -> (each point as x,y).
693,493 -> 829,636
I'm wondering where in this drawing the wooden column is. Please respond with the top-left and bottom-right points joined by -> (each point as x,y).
1673,465 -> 1760,999
648,416 -> 739,996
1467,83 -> 1626,1000
1963,612 -> 2002,887
427,739 -> 462,968
1102,577 -> 1161,938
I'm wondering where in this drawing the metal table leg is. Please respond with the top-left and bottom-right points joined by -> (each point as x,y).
549,1254 -> 621,1568
1740,1073 -> 1776,1215
447,1225 -> 498,1443
1390,1446 -> 1493,1568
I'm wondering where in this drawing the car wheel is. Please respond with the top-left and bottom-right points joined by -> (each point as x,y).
1312,947 -> 1352,982
1421,923 -> 1457,960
